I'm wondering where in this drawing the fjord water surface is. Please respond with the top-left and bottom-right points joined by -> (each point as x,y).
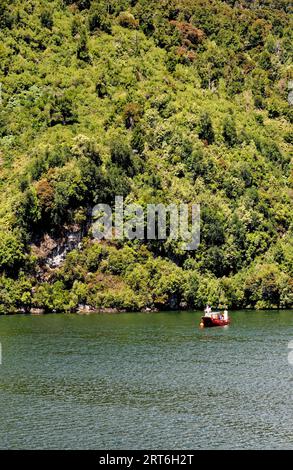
0,310 -> 293,449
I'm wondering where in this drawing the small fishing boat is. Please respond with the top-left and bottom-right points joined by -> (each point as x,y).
200,305 -> 230,328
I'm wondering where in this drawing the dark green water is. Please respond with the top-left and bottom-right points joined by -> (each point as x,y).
0,310 -> 293,449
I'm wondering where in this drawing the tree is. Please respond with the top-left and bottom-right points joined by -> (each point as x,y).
131,123 -> 145,154
123,103 -> 142,129
16,187 -> 41,232
40,10 -> 53,29
0,231 -> 26,274
77,29 -> 91,63
71,135 -> 102,166
35,178 -> 55,219
48,93 -> 78,126
198,112 -> 215,144
89,6 -> 112,33
249,19 -> 271,48
0,0 -> 13,29
222,115 -> 238,147
110,137 -> 134,175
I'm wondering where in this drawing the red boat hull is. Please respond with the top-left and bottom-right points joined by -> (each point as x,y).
201,316 -> 230,327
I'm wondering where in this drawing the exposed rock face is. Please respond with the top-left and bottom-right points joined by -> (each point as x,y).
31,225 -> 84,271
47,230 -> 83,268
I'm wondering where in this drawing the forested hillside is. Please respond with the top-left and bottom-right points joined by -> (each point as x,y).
0,0 -> 292,313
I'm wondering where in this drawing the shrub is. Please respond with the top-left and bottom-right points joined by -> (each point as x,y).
33,281 -> 76,312
0,274 -> 33,313
117,12 -> 139,29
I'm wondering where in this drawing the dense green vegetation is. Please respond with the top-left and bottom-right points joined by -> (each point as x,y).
0,0 -> 292,313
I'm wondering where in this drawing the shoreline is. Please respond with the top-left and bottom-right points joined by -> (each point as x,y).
0,307 -> 292,316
